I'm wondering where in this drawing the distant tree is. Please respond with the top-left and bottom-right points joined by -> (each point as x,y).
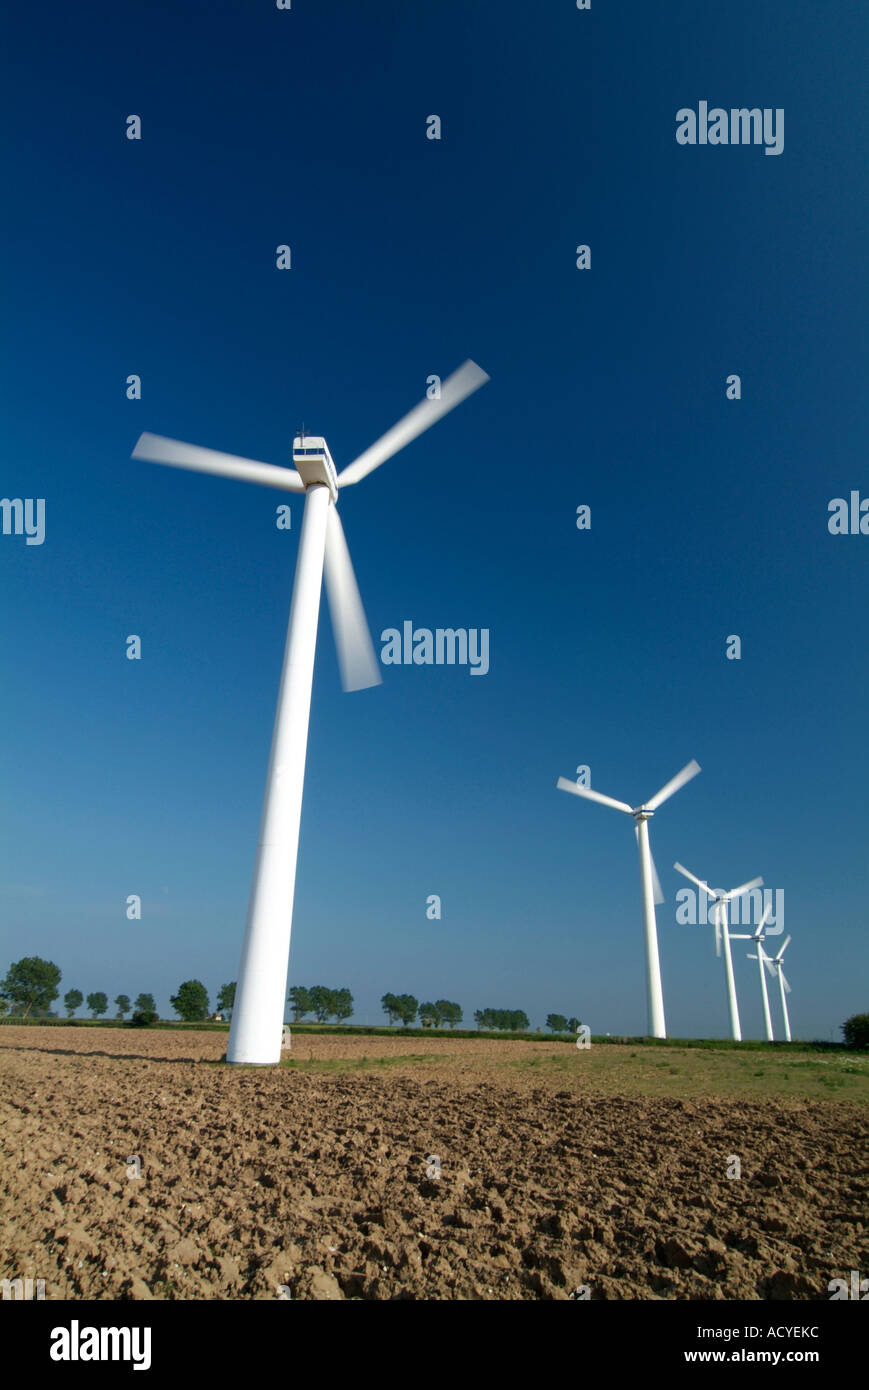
0,957 -> 62,1018
63,989 -> 83,1018
567,1017 -> 581,1034
129,1008 -> 158,1027
288,986 -> 312,1022
134,992 -> 156,1016
114,995 -> 131,1019
436,1000 -> 462,1029
419,1001 -> 439,1027
842,1013 -> 869,1050
473,1009 -> 485,1029
332,987 -> 354,1024
511,1010 -> 530,1031
396,994 -> 418,1027
308,985 -> 335,1023
86,991 -> 108,1018
546,1014 -> 569,1033
169,980 -> 209,1022
216,983 -> 236,1017
381,992 -> 401,1025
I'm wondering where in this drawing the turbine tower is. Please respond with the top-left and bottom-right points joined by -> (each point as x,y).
556,759 -> 701,1038
673,862 -> 764,1041
132,361 -> 489,1065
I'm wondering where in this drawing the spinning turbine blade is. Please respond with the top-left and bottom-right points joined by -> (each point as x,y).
673,861 -> 716,898
775,935 -> 791,962
761,948 -> 777,978
323,507 -> 382,693
754,902 -> 773,938
337,360 -> 489,486
727,876 -> 764,900
556,778 -> 634,814
635,824 -> 665,904
779,969 -> 791,994
132,433 -> 306,492
644,759 -> 701,812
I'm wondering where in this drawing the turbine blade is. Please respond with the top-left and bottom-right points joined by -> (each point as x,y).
780,970 -> 791,994
556,778 -> 634,814
728,876 -> 764,899
644,759 -> 701,812
761,950 -> 777,978
337,360 -> 489,486
323,507 -> 382,692
673,861 -> 715,897
132,432 -> 305,492
775,934 -> 791,962
754,902 -> 773,938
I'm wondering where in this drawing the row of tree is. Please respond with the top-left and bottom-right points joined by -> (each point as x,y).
473,1008 -> 530,1032
288,986 -> 353,1022
380,994 -> 463,1027
0,957 -> 576,1034
59,990 -> 157,1020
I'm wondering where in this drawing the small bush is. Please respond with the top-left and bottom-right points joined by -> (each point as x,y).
127,1009 -> 158,1027
841,1013 -> 869,1050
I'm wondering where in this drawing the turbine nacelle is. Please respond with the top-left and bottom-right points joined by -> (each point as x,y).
291,435 -> 338,501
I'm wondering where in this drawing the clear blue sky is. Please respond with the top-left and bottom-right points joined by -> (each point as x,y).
2,1 -> 867,1040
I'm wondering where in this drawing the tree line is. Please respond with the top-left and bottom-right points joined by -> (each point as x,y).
0,958 -> 580,1033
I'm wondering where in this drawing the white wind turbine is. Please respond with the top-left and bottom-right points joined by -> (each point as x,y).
765,935 -> 793,1042
730,903 -> 774,1040
673,862 -> 764,1042
556,760 -> 701,1038
132,361 -> 489,1065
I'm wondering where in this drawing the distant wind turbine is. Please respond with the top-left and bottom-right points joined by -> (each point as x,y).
731,902 -> 774,1040
132,361 -> 489,1065
767,935 -> 793,1042
673,862 -> 763,1041
556,760 -> 701,1038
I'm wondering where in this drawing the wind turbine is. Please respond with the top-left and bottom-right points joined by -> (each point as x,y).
556,759 -> 701,1038
766,935 -> 793,1042
132,361 -> 489,1065
731,903 -> 774,1040
673,862 -> 764,1041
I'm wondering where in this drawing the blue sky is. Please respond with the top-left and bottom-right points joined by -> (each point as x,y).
2,0 -> 867,1039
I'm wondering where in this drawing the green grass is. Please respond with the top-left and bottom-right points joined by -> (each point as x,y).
506,1045 -> 869,1101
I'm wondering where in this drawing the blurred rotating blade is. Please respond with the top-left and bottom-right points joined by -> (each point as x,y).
556,778 -> 633,815
754,902 -> 773,938
779,969 -> 791,995
775,934 -> 791,962
644,759 -> 701,811
760,947 -> 777,979
132,433 -> 305,491
337,360 -> 489,487
635,824 -> 665,904
323,506 -> 382,692
673,861 -> 716,898
727,876 -> 764,900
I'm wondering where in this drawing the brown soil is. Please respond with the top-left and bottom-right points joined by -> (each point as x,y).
1,1026 -> 866,1300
